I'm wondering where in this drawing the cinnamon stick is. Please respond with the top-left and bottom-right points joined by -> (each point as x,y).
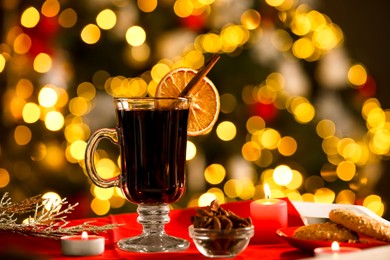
179,53 -> 220,97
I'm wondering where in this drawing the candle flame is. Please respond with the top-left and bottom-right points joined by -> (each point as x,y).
81,231 -> 88,240
331,241 -> 340,251
264,183 -> 271,199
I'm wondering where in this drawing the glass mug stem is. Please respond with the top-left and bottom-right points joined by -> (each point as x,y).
118,204 -> 190,252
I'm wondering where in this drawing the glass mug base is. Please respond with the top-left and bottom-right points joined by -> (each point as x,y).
117,203 -> 190,252
117,233 -> 190,253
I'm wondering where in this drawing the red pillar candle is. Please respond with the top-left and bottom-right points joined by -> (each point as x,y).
250,184 -> 288,244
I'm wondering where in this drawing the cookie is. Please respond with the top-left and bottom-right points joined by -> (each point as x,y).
293,222 -> 359,242
329,208 -> 390,242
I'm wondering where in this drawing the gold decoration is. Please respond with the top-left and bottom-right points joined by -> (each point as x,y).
0,193 -> 122,239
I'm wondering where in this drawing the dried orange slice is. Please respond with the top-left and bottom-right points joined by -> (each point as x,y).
155,68 -> 220,136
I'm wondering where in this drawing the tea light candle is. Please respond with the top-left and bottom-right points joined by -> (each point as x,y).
314,241 -> 361,258
61,231 -> 105,256
250,184 -> 288,244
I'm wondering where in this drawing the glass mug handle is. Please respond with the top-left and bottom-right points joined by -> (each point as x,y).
85,128 -> 120,188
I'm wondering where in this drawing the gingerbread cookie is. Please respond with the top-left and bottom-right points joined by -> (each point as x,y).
293,222 -> 359,242
329,208 -> 390,242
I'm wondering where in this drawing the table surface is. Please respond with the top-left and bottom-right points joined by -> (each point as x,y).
0,199 -> 321,260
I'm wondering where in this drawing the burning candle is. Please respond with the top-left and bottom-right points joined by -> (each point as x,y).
61,231 -> 105,256
250,183 -> 288,244
314,241 -> 361,258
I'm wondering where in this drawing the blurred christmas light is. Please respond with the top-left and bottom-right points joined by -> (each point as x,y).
21,7 -> 40,28
224,179 -> 243,199
69,140 -> 87,161
198,192 -> 217,207
348,64 -> 368,86
260,128 -> 281,149
291,13 -> 311,36
41,0 -> 60,18
13,33 -> 32,54
137,0 -> 158,13
39,86 -> 58,107
186,141 -> 197,160
204,164 -> 226,185
241,9 -> 261,30
125,26 -> 146,47
96,9 -> 117,30
266,0 -> 285,7
95,158 -> 118,179
292,37 -> 315,59
58,8 -> 77,28
22,103 -> 40,123
207,187 -> 225,204
242,141 -> 261,162
286,170 -> 303,190
0,169 -> 11,188
316,119 -> 336,138
246,116 -> 265,134
42,192 -> 62,211
93,186 -> 114,200
220,93 -> 237,114
44,145 -> 65,168
14,125 -> 32,146
216,121 -> 236,141
33,53 -> 52,73
174,0 -> 194,18
277,136 -> 297,156
45,111 -> 64,131
364,194 -> 384,216
81,24 -> 101,44
91,198 -> 110,216
314,187 -> 335,203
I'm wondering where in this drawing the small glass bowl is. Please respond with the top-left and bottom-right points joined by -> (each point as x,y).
188,225 -> 254,258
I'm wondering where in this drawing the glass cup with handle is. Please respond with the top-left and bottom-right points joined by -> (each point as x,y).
84,97 -> 191,252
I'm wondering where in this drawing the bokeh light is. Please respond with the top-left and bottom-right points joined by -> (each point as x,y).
204,164 -> 226,185
216,121 -> 236,141
138,0 -> 158,13
42,192 -> 62,211
39,86 -> 58,107
41,0 -> 60,17
58,8 -> 77,28
22,103 -> 41,123
91,198 -> 110,216
13,33 -> 32,54
96,9 -> 116,30
14,125 -> 32,146
198,192 -> 217,207
0,169 -> 10,188
126,26 -> 146,47
186,141 -> 196,160
81,24 -> 101,44
45,111 -> 64,131
273,165 -> 293,186
241,9 -> 261,30
348,64 -> 367,86
33,53 -> 52,73
21,7 -> 40,28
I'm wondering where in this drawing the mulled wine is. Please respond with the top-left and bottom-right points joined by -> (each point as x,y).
116,108 -> 189,204
85,97 -> 191,252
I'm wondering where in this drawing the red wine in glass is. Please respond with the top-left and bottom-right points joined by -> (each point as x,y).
117,108 -> 189,204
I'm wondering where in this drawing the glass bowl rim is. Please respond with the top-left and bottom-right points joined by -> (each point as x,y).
188,224 -> 254,235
